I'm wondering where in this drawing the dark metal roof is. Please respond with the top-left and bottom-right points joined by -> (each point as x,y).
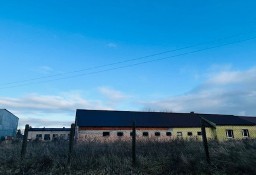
29,128 -> 70,131
239,117 -> 256,124
75,109 -> 255,127
202,114 -> 255,126
76,109 -> 201,127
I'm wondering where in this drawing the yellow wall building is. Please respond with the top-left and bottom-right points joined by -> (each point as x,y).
214,126 -> 256,141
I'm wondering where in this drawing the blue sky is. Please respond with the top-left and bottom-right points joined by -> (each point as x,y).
0,1 -> 256,128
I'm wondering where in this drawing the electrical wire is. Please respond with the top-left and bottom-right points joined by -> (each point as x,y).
1,30 -> 256,87
1,35 -> 256,90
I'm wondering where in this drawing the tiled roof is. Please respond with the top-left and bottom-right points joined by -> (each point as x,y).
76,109 -> 255,127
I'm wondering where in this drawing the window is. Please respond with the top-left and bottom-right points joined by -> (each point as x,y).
44,134 -> 50,140
226,130 -> 234,138
60,134 -> 66,138
187,132 -> 193,136
166,132 -> 172,136
177,132 -> 182,137
130,132 -> 136,137
53,134 -> 58,138
242,129 -> 249,137
155,132 -> 160,136
143,132 -> 149,137
197,131 -> 202,136
103,132 -> 110,137
36,134 -> 42,139
117,132 -> 123,137
53,134 -> 59,140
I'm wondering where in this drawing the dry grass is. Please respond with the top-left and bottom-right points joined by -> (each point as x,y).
1,139 -> 256,174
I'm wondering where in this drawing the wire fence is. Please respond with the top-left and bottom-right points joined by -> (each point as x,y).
1,122 -> 256,174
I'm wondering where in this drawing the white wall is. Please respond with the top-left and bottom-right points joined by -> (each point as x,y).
28,130 -> 70,141
78,129 -> 174,141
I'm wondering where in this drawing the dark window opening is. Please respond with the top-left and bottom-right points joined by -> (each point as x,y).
242,129 -> 249,137
155,132 -> 160,136
36,134 -> 42,139
130,132 -> 135,137
53,134 -> 59,140
187,132 -> 193,136
226,130 -> 234,138
36,134 -> 42,138
117,132 -> 124,137
197,131 -> 202,136
44,134 -> 50,140
166,132 -> 172,136
143,132 -> 149,137
103,132 -> 110,137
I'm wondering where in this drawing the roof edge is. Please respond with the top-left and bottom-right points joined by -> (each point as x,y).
0,109 -> 19,119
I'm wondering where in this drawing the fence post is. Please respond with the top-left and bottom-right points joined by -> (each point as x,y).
201,118 -> 210,164
68,123 -> 75,167
21,124 -> 29,160
132,121 -> 136,166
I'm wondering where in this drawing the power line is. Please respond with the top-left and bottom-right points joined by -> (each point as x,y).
1,31 -> 255,87
1,35 -> 256,90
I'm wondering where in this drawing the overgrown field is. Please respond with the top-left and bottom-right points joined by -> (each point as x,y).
1,139 -> 256,175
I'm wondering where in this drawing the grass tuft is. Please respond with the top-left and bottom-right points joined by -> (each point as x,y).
1,139 -> 256,174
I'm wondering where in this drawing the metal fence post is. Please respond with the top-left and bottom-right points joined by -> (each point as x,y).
68,123 -> 75,167
132,121 -> 136,166
21,124 -> 29,160
201,118 -> 210,164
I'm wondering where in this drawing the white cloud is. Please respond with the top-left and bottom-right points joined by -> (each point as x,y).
19,117 -> 72,128
142,67 -> 256,116
0,91 -> 112,128
98,87 -> 129,101
207,68 -> 256,85
0,88 -> 135,128
3,67 -> 256,128
0,92 -> 110,113
98,87 -> 136,110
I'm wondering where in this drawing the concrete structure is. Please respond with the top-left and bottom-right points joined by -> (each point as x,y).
0,109 -> 19,139
75,109 -> 256,141
28,128 -> 70,141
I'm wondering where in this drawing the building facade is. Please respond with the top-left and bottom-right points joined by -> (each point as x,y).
28,128 -> 70,141
0,109 -> 19,139
201,115 -> 256,140
75,109 -> 256,141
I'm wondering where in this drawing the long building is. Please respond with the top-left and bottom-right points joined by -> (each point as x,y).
28,127 -> 71,141
75,109 -> 256,141
0,109 -> 19,139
